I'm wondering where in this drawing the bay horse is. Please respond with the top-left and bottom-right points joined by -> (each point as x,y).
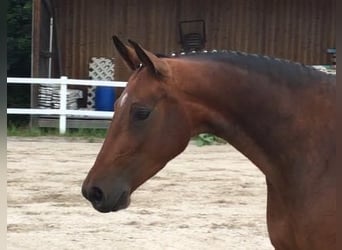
82,36 -> 336,250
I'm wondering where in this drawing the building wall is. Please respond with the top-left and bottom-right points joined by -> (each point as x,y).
51,0 -> 336,81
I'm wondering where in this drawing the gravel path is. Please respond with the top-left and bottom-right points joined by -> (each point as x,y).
7,137 -> 272,250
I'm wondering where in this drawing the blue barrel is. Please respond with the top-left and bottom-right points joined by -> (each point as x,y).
95,86 -> 116,111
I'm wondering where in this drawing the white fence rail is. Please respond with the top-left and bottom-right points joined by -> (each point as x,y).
7,76 -> 127,134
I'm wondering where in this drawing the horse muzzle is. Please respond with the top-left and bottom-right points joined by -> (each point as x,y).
82,181 -> 131,213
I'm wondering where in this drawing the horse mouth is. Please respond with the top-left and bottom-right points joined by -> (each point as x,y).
111,191 -> 131,212
90,190 -> 131,213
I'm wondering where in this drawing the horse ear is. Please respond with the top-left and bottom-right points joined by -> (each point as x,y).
128,39 -> 169,77
112,36 -> 140,71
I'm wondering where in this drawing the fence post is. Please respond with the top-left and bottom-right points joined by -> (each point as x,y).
59,76 -> 67,134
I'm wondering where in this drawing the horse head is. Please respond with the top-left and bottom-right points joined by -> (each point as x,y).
82,36 -> 191,212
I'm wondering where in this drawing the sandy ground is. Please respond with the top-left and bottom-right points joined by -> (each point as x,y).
7,137 -> 273,250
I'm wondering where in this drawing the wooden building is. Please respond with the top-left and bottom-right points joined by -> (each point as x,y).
31,0 -> 336,127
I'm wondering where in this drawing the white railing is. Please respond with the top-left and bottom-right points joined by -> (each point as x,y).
7,76 -> 127,134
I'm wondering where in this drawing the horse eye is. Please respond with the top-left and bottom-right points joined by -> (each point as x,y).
132,107 -> 151,121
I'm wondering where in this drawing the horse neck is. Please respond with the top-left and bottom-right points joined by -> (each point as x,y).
169,58 -> 334,186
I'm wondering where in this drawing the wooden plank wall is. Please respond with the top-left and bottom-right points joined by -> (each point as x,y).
52,0 -> 336,81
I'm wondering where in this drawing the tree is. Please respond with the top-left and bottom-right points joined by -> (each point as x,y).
7,0 -> 32,126
7,0 -> 32,76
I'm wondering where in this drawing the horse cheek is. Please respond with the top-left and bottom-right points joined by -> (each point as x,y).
164,111 -> 191,160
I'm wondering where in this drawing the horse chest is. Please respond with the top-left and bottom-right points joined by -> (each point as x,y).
266,181 -> 335,250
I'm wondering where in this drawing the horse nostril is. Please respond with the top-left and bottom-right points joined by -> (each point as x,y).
88,186 -> 104,205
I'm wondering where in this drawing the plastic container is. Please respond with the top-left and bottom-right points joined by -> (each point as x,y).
95,86 -> 116,111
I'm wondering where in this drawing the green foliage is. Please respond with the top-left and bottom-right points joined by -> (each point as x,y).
7,123 -> 46,137
194,133 -> 227,146
7,123 -> 107,142
7,0 -> 32,75
7,0 -> 32,126
7,124 -> 226,146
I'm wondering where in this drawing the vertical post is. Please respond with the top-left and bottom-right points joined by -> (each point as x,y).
59,76 -> 67,134
30,0 -> 41,129
48,17 -> 53,78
